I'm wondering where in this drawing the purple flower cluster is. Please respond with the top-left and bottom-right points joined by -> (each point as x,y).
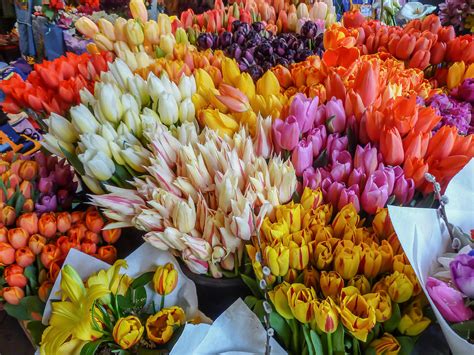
426,93 -> 473,135
438,0 -> 472,34
34,152 -> 78,213
197,20 -> 323,80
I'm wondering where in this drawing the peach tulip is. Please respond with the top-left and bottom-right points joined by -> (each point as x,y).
4,264 -> 27,288
0,242 -> 15,265
15,246 -> 35,267
7,228 -> 29,249
16,212 -> 38,235
3,286 -> 24,305
29,234 -> 46,255
38,212 -> 57,238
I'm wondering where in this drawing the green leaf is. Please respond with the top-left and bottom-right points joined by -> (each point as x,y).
80,339 -> 108,355
365,347 -> 377,355
60,145 -> 85,176
302,326 -> 315,355
241,274 -> 262,298
0,178 -> 7,197
244,295 -> 258,310
26,320 -> 47,346
133,286 -> 147,309
6,188 -> 20,206
4,296 -> 45,320
310,329 -> 324,355
15,193 -> 25,215
332,322 -> 345,355
131,271 -> 154,289
269,311 -> 292,349
313,149 -> 329,168
252,300 -> 265,322
396,336 -> 416,355
24,265 -> 38,290
117,294 -> 132,312
383,302 -> 401,333
451,320 -> 474,339
415,192 -> 435,208
352,337 -> 360,355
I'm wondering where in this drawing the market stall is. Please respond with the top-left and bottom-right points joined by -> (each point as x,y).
0,0 -> 473,354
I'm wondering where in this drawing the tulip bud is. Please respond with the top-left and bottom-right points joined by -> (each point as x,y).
0,227 -> 6,242
22,199 -> 34,212
75,17 -> 99,38
55,212 -> 72,234
386,271 -> 414,303
339,293 -> 377,342
1,206 -> 16,226
16,212 -> 38,236
364,291 -> 393,322
153,262 -> 178,296
38,213 -> 57,238
175,28 -> 189,45
70,104 -> 100,134
97,18 -> 116,41
7,228 -> 29,249
144,21 -> 159,44
85,210 -> 105,234
0,242 -> 15,265
126,19 -> 145,47
398,299 -> 431,336
38,281 -> 53,302
98,84 -> 123,124
79,150 -> 115,182
113,316 -> 144,350
29,234 -> 46,255
102,228 -> 121,244
3,286 -> 24,305
313,241 -> 334,270
40,244 -> 61,269
320,271 -> 344,299
314,297 -> 339,333
4,264 -> 27,287
158,93 -> 179,126
348,275 -> 371,295
97,245 -> 117,264
159,34 -> 175,56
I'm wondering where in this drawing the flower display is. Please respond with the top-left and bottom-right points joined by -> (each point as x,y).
438,0 -> 473,34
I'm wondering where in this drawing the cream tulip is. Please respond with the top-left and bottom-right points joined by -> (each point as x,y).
172,198 -> 197,233
99,83 -> 123,124
179,98 -> 195,123
70,104 -> 100,134
47,113 -> 78,143
158,94 -> 179,125
79,150 -> 115,181
80,133 -> 112,157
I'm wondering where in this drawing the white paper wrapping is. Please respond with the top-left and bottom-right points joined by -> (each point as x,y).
389,159 -> 474,355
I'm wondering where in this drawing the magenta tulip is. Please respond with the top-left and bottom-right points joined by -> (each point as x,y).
354,143 -> 380,176
326,181 -> 345,208
347,167 -> 367,190
327,134 -> 348,161
292,139 -> 314,176
393,171 -> 415,205
426,277 -> 473,323
303,167 -> 327,190
380,165 -> 396,195
330,150 -> 352,183
314,105 -> 326,126
272,116 -> 300,151
289,93 -> 319,133
38,176 -> 54,194
325,97 -> 347,133
450,253 -> 474,298
307,125 -> 327,158
453,78 -> 474,104
338,185 -> 361,212
361,170 -> 390,214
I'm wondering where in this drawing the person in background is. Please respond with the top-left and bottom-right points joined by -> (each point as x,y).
13,0 -> 35,59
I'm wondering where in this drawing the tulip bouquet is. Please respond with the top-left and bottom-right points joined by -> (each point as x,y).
0,52 -> 113,116
41,57 -> 196,194
40,259 -> 194,354
90,120 -> 297,277
245,194 -> 429,354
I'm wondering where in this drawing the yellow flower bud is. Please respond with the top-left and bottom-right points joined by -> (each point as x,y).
97,18 -> 116,41
360,242 -> 382,279
146,306 -> 185,344
340,286 -> 360,304
303,267 -> 320,290
363,291 -> 393,322
236,72 -> 256,100
125,19 -> 144,47
393,253 -> 422,295
144,20 -> 160,45
398,299 -> 431,336
334,243 -> 361,280
320,271 -> 344,299
372,208 -> 394,239
300,187 -> 324,211
312,225 -> 334,243
269,282 -> 293,319
264,242 -> 290,277
379,240 -> 394,274
261,218 -> 290,242
369,333 -> 401,355
113,316 -> 144,349
246,245 -> 276,284
153,262 -> 178,296
372,277 -> 389,294
198,109 -> 239,137
256,70 -> 280,97
447,61 -> 465,89
339,293 -> 376,342
75,17 -> 99,39
386,271 -> 414,303
332,203 -> 360,238
387,232 -> 403,255
130,0 -> 148,23
276,202 -> 303,233
342,225 -> 364,245
314,297 -> 339,333
222,57 -> 241,86
288,283 -> 316,323
313,240 -> 333,270
348,275 -> 371,295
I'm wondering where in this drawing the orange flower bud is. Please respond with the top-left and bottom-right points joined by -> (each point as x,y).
29,234 -> 46,255
22,199 -> 34,212
15,246 -> 35,267
85,210 -> 105,233
56,235 -> 73,255
4,264 -> 27,288
71,211 -> 85,224
38,213 -> 57,238
102,228 -> 121,244
81,241 -> 97,255
430,42 -> 446,65
38,281 -> 53,302
8,228 -> 29,249
1,206 -> 16,227
409,50 -> 430,70
40,244 -> 61,268
395,34 -> 416,60
421,14 -> 441,34
67,224 -> 87,243
19,180 -> 33,199
84,231 -> 100,244
380,127 -> 404,166
9,160 -> 23,175
303,267 -> 320,290
0,241 -> 15,265
3,286 -> 24,305
56,212 -> 72,233
0,226 -> 7,242
7,174 -> 21,189
97,245 -> 117,264
18,161 -> 38,181
16,212 -> 38,235
379,240 -> 394,274
272,65 -> 294,89
49,260 -> 62,281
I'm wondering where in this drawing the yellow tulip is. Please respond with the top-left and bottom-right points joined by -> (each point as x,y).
288,283 -> 316,323
340,286 -> 360,304
334,243 -> 361,280
94,33 -> 114,52
114,17 -> 127,42
159,34 -> 175,57
332,203 -> 360,238
261,218 -> 290,242
157,13 -> 171,35
387,232 -> 403,255
175,28 -> 188,45
251,94 -> 268,116
314,297 -> 339,333
198,109 -> 239,137
125,19 -> 144,47
276,202 -> 303,233
236,72 -> 256,100
348,275 -> 371,295
372,208 -> 395,239
386,271 -> 414,303
301,187 -> 324,211
144,21 -> 160,45
246,244 -> 276,284
339,293 -> 376,342
363,291 -> 392,322
392,255 -> 421,295
194,68 -> 216,94
369,333 -> 401,355
313,240 -> 333,270
146,307 -> 185,344
284,268 -> 299,283
379,240 -> 394,273
320,270 -> 344,299
97,19 -> 116,41
288,241 -> 310,271
464,63 -> 474,80
191,93 -> 208,113
153,262 -> 178,296
113,316 -> 144,349
75,17 -> 99,39
371,277 -> 389,293
359,242 -> 382,279
447,61 -> 466,89
130,0 -> 148,23
269,282 -> 293,319
256,70 -> 280,97
342,225 -> 364,245
233,110 -> 257,135
264,242 -> 290,277
303,267 -> 320,290
222,57 -> 241,86
312,225 -> 334,244
398,299 -> 431,336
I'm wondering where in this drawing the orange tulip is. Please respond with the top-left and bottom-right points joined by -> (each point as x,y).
325,71 -> 346,102
451,134 -> 474,156
3,286 -> 24,305
81,241 -> 97,255
323,47 -> 360,69
345,90 -> 366,120
56,212 -> 72,233
324,25 -> 357,50
0,242 -> 15,265
15,246 -> 35,268
413,107 -> 441,134
0,226 -> 7,243
68,225 -> 87,243
430,42 -> 446,65
49,260 -> 62,281
40,244 -> 61,269
352,60 -> 379,108
4,264 -> 27,288
56,235 -> 73,255
380,127 -> 404,166
71,211 -> 85,223
409,50 -> 430,69
395,34 -> 416,60
16,212 -> 38,235
22,199 -> 34,212
343,10 -> 366,29
97,245 -> 117,264
18,161 -> 38,181
102,228 -> 122,244
19,180 -> 33,199
421,14 -> 441,34
1,206 -> 16,227
391,95 -> 418,136
29,234 -> 46,255
403,132 -> 430,160
85,210 -> 105,233
404,157 -> 429,188
426,126 -> 457,160
38,281 -> 53,302
8,228 -> 29,249
84,231 -> 100,244
272,65 -> 294,89
38,212 -> 57,238
447,35 -> 474,63
437,26 -> 455,43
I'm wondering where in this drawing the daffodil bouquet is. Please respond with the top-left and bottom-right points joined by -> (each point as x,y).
40,260 -> 191,354
244,188 -> 431,355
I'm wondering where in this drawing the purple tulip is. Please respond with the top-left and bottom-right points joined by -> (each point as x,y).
327,134 -> 348,162
325,97 -> 347,133
426,277 -> 473,323
314,105 -> 326,126
54,165 -> 72,187
453,78 -> 474,104
303,167 -> 329,190
34,151 -> 47,167
321,176 -> 334,195
379,165 -> 396,195
361,170 -> 390,214
289,93 -> 319,133
338,185 -> 360,212
348,167 -> 367,191
292,138 -> 313,176
354,143 -> 379,176
272,116 -> 300,151
450,253 -> 474,298
393,169 -> 415,205
330,150 -> 352,183
38,176 -> 54,194
35,195 -> 58,214
307,125 -> 327,157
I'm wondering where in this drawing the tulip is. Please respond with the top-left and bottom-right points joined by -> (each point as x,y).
430,42 -> 446,65
54,212 -> 71,234
334,243 -> 361,280
449,253 -> 474,298
7,228 -> 29,249
97,18 -> 115,41
98,84 -> 123,124
16,213 -> 38,236
348,275 -> 371,295
361,171 -> 391,215
352,61 -> 379,108
15,246 -> 35,268
0,227 -> 6,242
369,333 -> 401,355
38,213 -> 57,238
157,13 -> 171,35
289,94 -> 318,134
0,242 -> 15,265
291,139 -> 313,177
398,299 -> 431,336
113,316 -> 144,350
159,34 -> 175,56
320,270 -> 344,299
125,19 -> 144,47
97,245 -> 117,264
300,187 -> 323,211
314,297 -> 339,333
158,93 -> 179,126
313,240 -> 333,270
94,33 -> 114,51
272,116 -> 300,151
130,0 -> 147,23
102,228 -> 121,244
386,271 -> 414,303
264,243 -> 290,277
332,203 -> 359,238
288,283 -> 316,323
364,291 -> 392,322
146,307 -> 186,344
40,244 -> 61,269
269,282 -> 293,319
38,281 -> 53,302
326,97 -> 346,134
85,210 -> 104,234
22,199 -> 34,213
79,150 -> 115,182
339,293 -> 376,342
29,234 -> 46,255
256,71 -> 280,97
172,198 -> 196,234
4,264 -> 27,287
343,10 -> 365,28
1,206 -> 16,226
3,286 -> 24,305
303,267 -> 320,290
153,262 -> 178,296
254,115 -> 273,159
75,17 -> 99,38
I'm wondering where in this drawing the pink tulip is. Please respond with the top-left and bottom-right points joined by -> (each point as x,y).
307,125 -> 327,158
292,139 -> 313,176
327,134 -> 348,162
325,97 -> 347,133
303,167 -> 329,190
347,167 -> 367,190
330,150 -> 352,183
338,185 -> 361,212
327,181 -> 345,208
354,143 -> 379,176
289,93 -> 319,133
426,277 -> 473,323
272,116 -> 300,151
393,166 -> 415,205
379,164 -> 396,195
361,171 -> 390,214
314,105 -> 326,126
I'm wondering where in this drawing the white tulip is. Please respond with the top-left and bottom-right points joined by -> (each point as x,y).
123,110 -> 142,137
175,122 -> 199,145
147,72 -> 165,101
121,93 -> 139,115
41,133 -> 74,158
178,75 -> 194,99
79,150 -> 115,181
158,93 -> 179,125
108,58 -> 133,90
121,147 -> 149,172
133,74 -> 150,106
100,122 -> 118,141
70,104 -> 100,134
80,133 -> 111,157
79,88 -> 96,106
178,98 -> 195,123
109,141 -> 126,165
169,81 -> 182,103
99,83 -> 123,123
48,113 -> 78,143
117,122 -> 131,136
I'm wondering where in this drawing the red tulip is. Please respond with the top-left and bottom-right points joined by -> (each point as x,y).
380,127 -> 404,166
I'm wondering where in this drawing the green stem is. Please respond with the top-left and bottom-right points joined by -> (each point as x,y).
327,332 -> 333,355
287,319 -> 300,354
160,294 -> 165,310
